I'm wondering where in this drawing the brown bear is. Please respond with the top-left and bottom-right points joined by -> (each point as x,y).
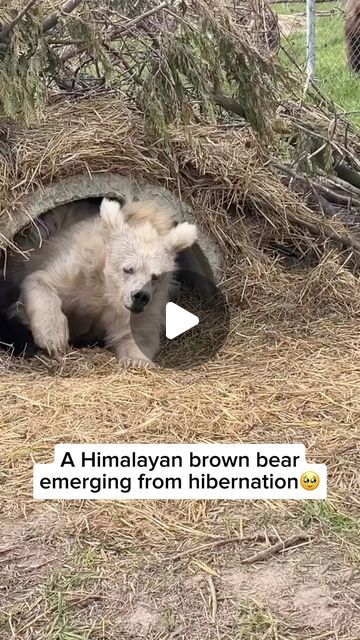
345,0 -> 360,74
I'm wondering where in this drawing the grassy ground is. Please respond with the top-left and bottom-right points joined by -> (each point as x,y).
273,2 -> 360,126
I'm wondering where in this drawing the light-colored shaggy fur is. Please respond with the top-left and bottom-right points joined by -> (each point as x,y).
13,198 -> 175,254
11,199 -> 197,366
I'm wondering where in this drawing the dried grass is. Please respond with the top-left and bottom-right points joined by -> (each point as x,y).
0,88 -> 360,639
0,285 -> 359,640
1,260 -> 360,516
0,97 -> 359,261
0,96 -> 360,527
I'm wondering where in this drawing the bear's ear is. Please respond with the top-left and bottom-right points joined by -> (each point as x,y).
164,222 -> 197,254
100,198 -> 126,231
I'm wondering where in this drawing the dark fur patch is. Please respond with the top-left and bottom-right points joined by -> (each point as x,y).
0,280 -> 37,356
0,311 -> 38,357
345,0 -> 360,73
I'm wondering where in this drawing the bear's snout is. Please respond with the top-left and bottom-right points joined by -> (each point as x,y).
130,289 -> 150,313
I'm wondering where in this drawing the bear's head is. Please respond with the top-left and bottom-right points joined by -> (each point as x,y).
100,198 -> 197,314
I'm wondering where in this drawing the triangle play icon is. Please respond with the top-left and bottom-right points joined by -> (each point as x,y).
165,302 -> 199,340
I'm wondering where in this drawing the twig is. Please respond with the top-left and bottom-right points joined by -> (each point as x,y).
207,575 -> 217,622
307,141 -> 328,162
169,534 -> 278,561
139,21 -> 161,48
327,176 -> 360,200
317,194 -> 338,216
103,43 -> 143,86
275,161 -> 359,208
60,43 -> 87,63
313,181 -> 360,207
0,0 -> 38,40
242,535 -> 310,565
288,119 -> 345,164
115,2 -> 168,35
290,117 -> 360,173
42,0 -> 84,33
0,545 -> 16,555
272,161 -> 360,253
47,38 -> 84,45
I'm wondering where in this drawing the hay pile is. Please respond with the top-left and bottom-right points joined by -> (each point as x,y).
1,0 -> 360,266
0,2 -> 359,439
1,320 -> 360,637
1,96 -> 360,316
2,89 -> 360,525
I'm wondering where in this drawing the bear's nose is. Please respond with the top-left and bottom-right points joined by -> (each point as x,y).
131,290 -> 150,306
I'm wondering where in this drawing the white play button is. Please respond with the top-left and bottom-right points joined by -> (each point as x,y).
130,270 -> 230,369
165,302 -> 199,340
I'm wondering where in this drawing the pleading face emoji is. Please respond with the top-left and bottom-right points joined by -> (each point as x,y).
300,471 -> 320,491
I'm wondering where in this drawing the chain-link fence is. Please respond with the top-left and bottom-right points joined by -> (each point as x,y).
270,0 -> 359,122
229,1 -> 359,124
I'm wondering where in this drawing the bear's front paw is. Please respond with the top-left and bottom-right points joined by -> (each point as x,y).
119,357 -> 155,369
32,314 -> 69,358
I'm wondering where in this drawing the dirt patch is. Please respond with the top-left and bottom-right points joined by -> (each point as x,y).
0,515 -> 73,613
127,605 -> 159,633
222,545 -> 360,634
278,14 -> 306,37
292,584 -> 334,629
1,509 -> 360,639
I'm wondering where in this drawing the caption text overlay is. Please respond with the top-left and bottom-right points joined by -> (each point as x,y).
33,444 -> 327,500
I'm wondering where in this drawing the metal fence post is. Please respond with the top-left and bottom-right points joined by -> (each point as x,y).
306,0 -> 316,79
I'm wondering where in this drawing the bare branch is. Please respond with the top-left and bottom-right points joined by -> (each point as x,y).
0,0 -> 38,41
42,0 -> 84,33
336,161 -> 360,190
213,92 -> 246,119
273,161 -> 360,253
103,42 -> 143,86
61,43 -> 87,63
115,2 -> 168,35
47,38 -> 84,46
242,536 -> 310,565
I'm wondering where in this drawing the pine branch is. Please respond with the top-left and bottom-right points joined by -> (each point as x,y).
115,2 -> 168,35
103,43 -> 142,86
0,0 -> 38,41
60,1 -> 168,64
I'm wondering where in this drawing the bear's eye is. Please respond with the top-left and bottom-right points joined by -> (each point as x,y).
123,267 -> 134,275
151,273 -> 160,281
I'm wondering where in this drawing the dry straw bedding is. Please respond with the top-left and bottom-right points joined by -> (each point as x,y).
0,97 -> 360,638
0,97 -> 358,258
0,97 -> 360,523
1,309 -> 360,538
1,302 -> 360,639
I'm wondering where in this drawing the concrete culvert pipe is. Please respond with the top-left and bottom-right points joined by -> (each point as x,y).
0,173 -> 223,357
